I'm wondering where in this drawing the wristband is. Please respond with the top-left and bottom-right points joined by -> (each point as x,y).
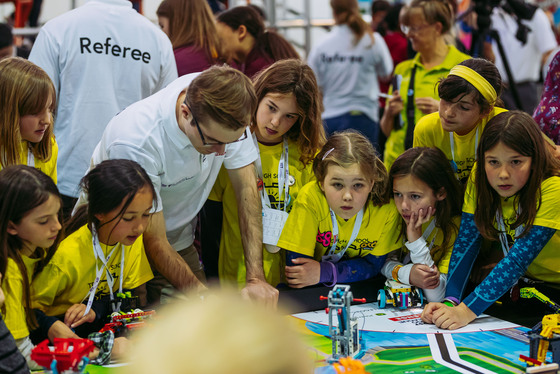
322,261 -> 338,287
442,297 -> 459,307
392,265 -> 403,283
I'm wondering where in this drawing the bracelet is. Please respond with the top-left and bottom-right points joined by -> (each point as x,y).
442,297 -> 459,307
391,265 -> 403,283
322,261 -> 338,287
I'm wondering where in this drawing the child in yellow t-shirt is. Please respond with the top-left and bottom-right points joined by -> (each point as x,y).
278,131 -> 401,288
381,147 -> 462,302
209,59 -> 326,287
422,111 -> 560,330
32,159 -> 155,337
413,58 -> 506,184
0,165 -> 70,369
0,57 -> 58,182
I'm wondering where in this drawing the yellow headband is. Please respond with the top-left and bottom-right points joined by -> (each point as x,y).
448,65 -> 497,104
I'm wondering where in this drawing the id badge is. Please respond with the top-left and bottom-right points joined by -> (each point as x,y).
262,207 -> 288,253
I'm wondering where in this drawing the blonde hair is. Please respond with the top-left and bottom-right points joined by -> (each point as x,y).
400,0 -> 453,34
158,0 -> 220,61
314,130 -> 389,206
187,64 -> 257,131
0,57 -> 55,167
330,0 -> 374,46
125,290 -> 314,374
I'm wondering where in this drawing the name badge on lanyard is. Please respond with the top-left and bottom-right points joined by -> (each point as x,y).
253,135 -> 291,253
82,228 -> 125,317
496,208 -> 523,257
321,208 -> 364,263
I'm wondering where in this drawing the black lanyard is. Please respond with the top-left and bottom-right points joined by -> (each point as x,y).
404,64 -> 418,150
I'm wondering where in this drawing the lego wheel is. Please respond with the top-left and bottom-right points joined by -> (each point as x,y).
417,288 -> 424,306
398,292 -> 407,310
377,289 -> 386,308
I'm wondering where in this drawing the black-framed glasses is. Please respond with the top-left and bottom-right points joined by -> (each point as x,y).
185,100 -> 248,146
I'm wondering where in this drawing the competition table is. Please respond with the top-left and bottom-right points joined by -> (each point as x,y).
62,277 -> 547,374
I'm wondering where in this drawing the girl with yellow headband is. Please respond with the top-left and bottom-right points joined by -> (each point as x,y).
414,58 -> 506,185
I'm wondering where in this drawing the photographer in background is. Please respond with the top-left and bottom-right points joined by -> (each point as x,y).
486,1 -> 557,114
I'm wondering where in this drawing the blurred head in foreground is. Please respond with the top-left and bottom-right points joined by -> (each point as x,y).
125,291 -> 314,374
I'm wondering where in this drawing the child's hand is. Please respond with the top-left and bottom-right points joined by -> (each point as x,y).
285,258 -> 321,288
48,320 -> 80,342
406,207 -> 435,242
421,302 -> 444,324
409,264 -> 439,289
428,302 -> 477,330
415,97 -> 439,114
64,303 -> 96,328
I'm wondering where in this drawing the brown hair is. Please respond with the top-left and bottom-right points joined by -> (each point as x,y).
0,57 -> 55,168
252,59 -> 326,166
475,111 -> 560,240
439,58 -> 504,114
331,0 -> 375,46
186,65 -> 257,131
314,130 -> 388,206
217,6 -> 299,61
0,165 -> 63,330
158,0 -> 220,62
390,147 -> 462,251
400,0 -> 453,34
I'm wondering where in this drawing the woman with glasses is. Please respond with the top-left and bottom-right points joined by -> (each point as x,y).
380,0 -> 470,169
307,0 -> 393,151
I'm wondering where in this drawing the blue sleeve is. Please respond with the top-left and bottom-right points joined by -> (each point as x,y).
445,212 -> 483,300
462,225 -> 556,315
325,254 -> 387,284
286,251 -> 387,285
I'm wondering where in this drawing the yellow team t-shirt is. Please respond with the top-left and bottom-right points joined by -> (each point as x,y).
464,168 -> 560,283
277,182 -> 401,260
384,46 -> 470,169
413,107 -> 507,184
0,138 -> 58,183
209,140 -> 315,287
32,225 -> 153,317
2,255 -> 42,339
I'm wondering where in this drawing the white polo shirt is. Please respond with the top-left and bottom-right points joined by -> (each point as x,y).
29,0 -> 177,198
91,73 -> 258,250
491,7 -> 557,84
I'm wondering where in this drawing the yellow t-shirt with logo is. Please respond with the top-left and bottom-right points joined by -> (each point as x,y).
0,138 -> 58,183
209,140 -> 315,287
277,182 -> 401,260
31,225 -> 153,317
2,255 -> 42,339
413,107 -> 507,184
464,168 -> 560,283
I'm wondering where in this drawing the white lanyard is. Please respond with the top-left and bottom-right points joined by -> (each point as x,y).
83,228 -> 125,316
252,134 -> 290,211
422,219 -> 438,250
449,127 -> 478,175
27,147 -> 34,167
322,208 -> 364,263
496,208 -> 524,257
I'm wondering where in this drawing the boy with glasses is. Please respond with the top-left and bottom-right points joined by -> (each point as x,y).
89,65 -> 278,307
